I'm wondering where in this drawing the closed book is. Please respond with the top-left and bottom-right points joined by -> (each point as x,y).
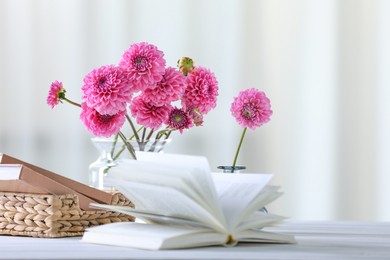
0,153 -> 113,205
0,164 -> 97,210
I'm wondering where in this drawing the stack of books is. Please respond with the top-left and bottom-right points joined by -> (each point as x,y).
0,153 -> 134,238
0,153 -> 114,209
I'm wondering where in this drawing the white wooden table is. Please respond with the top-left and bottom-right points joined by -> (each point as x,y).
0,221 -> 389,259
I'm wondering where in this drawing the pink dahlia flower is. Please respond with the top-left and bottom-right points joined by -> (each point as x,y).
80,103 -> 126,137
130,95 -> 171,129
119,42 -> 166,92
81,65 -> 133,116
182,67 -> 218,114
142,67 -> 186,105
166,107 -> 193,134
47,80 -> 66,108
230,88 -> 272,130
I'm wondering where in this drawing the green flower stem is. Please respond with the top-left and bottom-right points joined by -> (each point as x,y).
128,126 -> 144,140
165,130 -> 172,139
232,127 -> 247,173
62,97 -> 81,107
141,128 -> 146,142
112,134 -> 125,161
126,114 -> 140,141
118,131 -> 136,160
110,133 -> 119,157
155,128 -> 171,140
114,127 -> 144,160
146,129 -> 154,141
113,144 -> 125,161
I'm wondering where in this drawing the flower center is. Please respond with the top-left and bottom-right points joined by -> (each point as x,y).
242,103 -> 258,120
169,109 -> 188,128
133,56 -> 148,71
97,77 -> 110,91
99,77 -> 106,85
98,113 -> 114,124
174,115 -> 183,123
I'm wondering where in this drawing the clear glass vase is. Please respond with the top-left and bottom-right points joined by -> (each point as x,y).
217,165 -> 246,173
89,137 -> 170,190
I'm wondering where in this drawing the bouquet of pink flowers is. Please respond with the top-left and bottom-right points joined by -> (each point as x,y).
47,42 -> 218,159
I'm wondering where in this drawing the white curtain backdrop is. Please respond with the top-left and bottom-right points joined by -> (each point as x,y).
0,0 -> 389,221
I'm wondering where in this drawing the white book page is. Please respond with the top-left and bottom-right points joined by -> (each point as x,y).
107,177 -> 228,233
0,165 -> 21,180
236,229 -> 296,244
237,186 -> 283,222
110,155 -> 225,225
82,222 -> 226,250
211,173 -> 273,231
91,203 -> 213,229
234,211 -> 286,232
136,152 -> 210,171
110,162 -> 207,208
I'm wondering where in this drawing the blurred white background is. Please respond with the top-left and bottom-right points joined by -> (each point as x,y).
0,0 -> 389,221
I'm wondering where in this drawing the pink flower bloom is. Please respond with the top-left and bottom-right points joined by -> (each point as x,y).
119,42 -> 166,92
80,103 -> 126,137
166,107 -> 193,134
130,95 -> 171,129
142,67 -> 186,105
230,88 -> 272,130
47,80 -> 66,108
81,65 -> 133,116
182,66 -> 218,114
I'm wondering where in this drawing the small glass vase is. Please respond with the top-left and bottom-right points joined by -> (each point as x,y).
88,137 -> 170,190
217,165 -> 246,173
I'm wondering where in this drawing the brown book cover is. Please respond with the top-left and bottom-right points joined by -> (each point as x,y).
0,179 -> 49,194
0,164 -> 97,210
0,153 -> 113,205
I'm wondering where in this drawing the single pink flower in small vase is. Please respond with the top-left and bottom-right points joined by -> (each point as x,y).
229,88 -> 272,172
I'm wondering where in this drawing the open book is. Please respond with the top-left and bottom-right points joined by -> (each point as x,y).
82,153 -> 295,250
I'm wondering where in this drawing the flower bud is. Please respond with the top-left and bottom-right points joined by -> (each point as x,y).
186,105 -> 203,126
177,57 -> 194,76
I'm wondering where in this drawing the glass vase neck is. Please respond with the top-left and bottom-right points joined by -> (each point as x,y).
217,165 -> 246,173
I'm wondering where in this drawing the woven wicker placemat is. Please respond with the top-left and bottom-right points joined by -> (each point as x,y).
0,192 -> 134,238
